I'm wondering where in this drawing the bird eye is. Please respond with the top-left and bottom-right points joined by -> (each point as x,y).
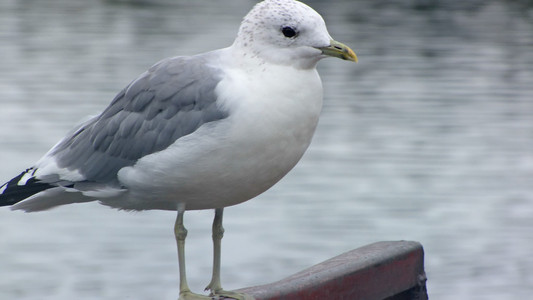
281,26 -> 297,38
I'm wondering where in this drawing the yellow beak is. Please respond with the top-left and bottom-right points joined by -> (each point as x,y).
317,39 -> 358,62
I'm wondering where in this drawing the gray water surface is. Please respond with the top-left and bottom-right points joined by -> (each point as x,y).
1,0 -> 532,299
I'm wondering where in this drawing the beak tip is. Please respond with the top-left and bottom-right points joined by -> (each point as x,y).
346,51 -> 358,63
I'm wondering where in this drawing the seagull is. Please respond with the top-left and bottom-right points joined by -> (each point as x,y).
0,0 -> 356,299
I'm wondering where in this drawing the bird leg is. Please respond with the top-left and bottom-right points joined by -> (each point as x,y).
175,206 -> 211,300
205,208 -> 224,293
205,208 -> 255,300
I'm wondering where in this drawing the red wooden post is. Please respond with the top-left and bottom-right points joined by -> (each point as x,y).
237,241 -> 427,300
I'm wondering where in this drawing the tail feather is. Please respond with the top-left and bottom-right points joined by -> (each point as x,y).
0,168 -> 55,207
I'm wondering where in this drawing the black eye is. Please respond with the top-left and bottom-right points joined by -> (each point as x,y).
281,26 -> 297,38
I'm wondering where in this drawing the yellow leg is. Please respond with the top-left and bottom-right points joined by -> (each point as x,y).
205,208 -> 255,300
205,208 -> 224,293
174,205 -> 212,300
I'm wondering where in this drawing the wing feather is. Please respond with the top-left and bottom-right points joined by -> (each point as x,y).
1,52 -> 229,207
48,54 -> 228,183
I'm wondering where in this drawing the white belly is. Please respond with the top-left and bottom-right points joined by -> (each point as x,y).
113,65 -> 323,211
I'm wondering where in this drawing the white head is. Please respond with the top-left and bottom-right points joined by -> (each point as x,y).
233,0 -> 357,69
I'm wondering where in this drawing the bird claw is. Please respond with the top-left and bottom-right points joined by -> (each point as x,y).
178,290 -> 214,300
208,289 -> 255,300
178,289 -> 254,300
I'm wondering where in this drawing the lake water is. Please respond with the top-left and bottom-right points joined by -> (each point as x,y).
1,0 -> 532,299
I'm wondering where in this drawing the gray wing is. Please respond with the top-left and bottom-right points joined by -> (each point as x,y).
48,54 -> 228,184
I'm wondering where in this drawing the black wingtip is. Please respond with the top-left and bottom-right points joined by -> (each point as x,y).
0,168 -> 54,207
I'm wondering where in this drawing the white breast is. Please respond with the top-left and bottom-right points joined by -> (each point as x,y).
114,60 -> 323,211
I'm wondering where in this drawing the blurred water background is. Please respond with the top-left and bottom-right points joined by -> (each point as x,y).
0,0 -> 532,299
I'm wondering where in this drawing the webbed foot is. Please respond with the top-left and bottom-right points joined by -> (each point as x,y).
208,289 -> 255,300
178,290 -> 215,300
